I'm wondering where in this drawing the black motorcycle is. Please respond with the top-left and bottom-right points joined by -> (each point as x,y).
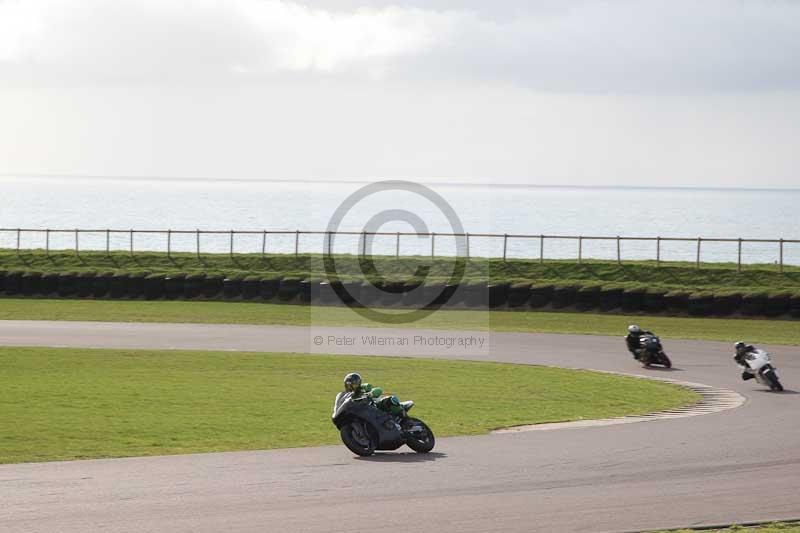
332,392 -> 435,457
637,334 -> 672,368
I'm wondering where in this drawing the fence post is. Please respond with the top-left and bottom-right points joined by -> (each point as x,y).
779,239 -> 784,273
431,232 -> 436,259
166,229 -> 171,259
466,233 -> 470,260
262,231 -> 267,258
75,229 -> 79,257
294,230 -> 299,257
737,238 -> 742,272
616,236 -> 621,264
696,237 -> 701,268
326,231 -> 332,257
578,236 -> 583,264
396,232 -> 400,259
45,229 -> 50,257
229,230 -> 234,258
106,229 -> 110,257
656,237 -> 661,267
540,235 -> 544,264
130,229 -> 134,257
196,229 -> 201,260
361,231 -> 366,257
16,228 -> 20,257
502,233 -> 508,261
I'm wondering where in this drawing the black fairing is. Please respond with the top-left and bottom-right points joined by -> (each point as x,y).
641,335 -> 662,353
332,392 -> 405,450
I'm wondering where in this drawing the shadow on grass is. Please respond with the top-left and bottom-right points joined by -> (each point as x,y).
355,451 -> 447,463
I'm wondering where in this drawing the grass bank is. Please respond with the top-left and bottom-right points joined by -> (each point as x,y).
0,347 -> 697,463
3,249 -> 799,296
1,298 -> 799,345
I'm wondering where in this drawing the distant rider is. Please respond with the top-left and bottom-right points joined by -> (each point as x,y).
625,324 -> 653,360
734,341 -> 758,381
343,372 -> 406,417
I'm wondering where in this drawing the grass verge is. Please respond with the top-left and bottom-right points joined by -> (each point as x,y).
662,523 -> 800,532
3,250 -> 799,296
1,298 -> 799,345
0,346 -> 697,464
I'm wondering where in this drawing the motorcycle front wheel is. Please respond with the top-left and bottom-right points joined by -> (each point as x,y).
340,421 -> 377,456
659,352 -> 672,369
403,418 -> 435,453
765,371 -> 784,392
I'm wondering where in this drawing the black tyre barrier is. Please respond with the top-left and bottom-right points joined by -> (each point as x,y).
741,293 -> 768,316
377,280 -> 406,307
488,283 -> 510,308
202,276 -> 224,298
109,273 -> 130,298
144,274 -> 166,300
278,278 -> 301,301
424,282 -> 448,307
127,272 -> 150,299
0,270 -> 6,293
21,272 -> 42,296
576,285 -> 602,311
688,293 -> 714,316
642,289 -> 666,313
241,276 -> 261,300
551,285 -> 579,309
182,274 -> 205,299
259,278 -> 280,301
341,280 -> 363,305
442,283 -> 464,307
764,293 -> 791,317
507,283 -> 532,308
223,276 -> 244,299
528,284 -> 553,309
621,287 -> 646,312
400,281 -> 424,307
712,293 -> 742,316
790,296 -> 800,318
663,291 -> 690,313
92,272 -> 114,298
463,281 -> 489,308
41,273 -> 60,295
76,272 -> 97,298
164,274 -> 186,300
4,271 -> 24,295
300,279 -> 319,304
57,272 -> 78,297
599,287 -> 624,311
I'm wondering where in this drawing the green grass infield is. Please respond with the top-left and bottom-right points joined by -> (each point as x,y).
1,298 -> 799,345
0,347 -> 698,464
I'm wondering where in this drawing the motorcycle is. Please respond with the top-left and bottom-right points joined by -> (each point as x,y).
637,334 -> 672,368
739,349 -> 784,392
332,391 -> 435,457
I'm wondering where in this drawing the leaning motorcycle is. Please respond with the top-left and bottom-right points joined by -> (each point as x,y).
332,391 -> 435,456
739,349 -> 784,392
637,334 -> 672,368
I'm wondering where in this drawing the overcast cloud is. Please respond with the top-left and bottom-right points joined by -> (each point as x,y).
0,0 -> 798,186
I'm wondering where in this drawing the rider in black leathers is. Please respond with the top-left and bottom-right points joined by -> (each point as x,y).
625,324 -> 653,360
734,341 -> 758,381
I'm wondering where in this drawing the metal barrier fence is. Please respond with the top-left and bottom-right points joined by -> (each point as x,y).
1,228 -> 798,271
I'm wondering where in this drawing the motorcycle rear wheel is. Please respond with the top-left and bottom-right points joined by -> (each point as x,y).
340,421 -> 377,456
403,418 -> 435,453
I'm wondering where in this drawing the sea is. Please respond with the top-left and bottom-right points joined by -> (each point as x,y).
1,176 -> 799,265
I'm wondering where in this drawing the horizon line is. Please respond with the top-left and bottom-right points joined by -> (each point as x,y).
1,173 -> 798,193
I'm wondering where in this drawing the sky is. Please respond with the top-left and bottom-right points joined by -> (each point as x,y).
0,0 -> 799,187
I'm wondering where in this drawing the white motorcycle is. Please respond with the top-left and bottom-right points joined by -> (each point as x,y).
738,349 -> 784,392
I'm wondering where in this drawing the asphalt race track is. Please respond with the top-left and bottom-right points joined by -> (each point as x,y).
1,320 -> 798,532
